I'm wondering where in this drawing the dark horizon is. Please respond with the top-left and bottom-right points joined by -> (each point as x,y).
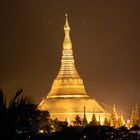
1,0 -> 140,117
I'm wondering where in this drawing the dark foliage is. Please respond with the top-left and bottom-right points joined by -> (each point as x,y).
1,89 -> 140,140
0,89 -> 36,140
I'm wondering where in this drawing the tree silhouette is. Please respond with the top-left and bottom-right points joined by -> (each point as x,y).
0,89 -> 36,140
73,115 -> 82,126
38,111 -> 52,134
52,118 -> 68,132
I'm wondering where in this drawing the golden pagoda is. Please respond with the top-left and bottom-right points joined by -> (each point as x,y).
38,14 -> 105,124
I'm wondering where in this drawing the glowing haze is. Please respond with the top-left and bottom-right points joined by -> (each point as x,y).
1,0 -> 140,115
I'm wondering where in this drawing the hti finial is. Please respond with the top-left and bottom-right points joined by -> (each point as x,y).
64,13 -> 70,31
65,13 -> 68,24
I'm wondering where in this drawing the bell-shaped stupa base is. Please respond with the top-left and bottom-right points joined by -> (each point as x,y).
38,96 -> 105,124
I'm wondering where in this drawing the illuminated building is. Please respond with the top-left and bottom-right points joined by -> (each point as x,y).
128,104 -> 139,128
38,14 -> 105,124
109,104 -> 119,128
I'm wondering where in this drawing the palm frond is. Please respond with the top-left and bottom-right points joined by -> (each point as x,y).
0,89 -> 6,110
8,88 -> 23,109
13,88 -> 23,101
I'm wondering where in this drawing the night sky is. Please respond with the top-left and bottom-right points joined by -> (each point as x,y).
1,0 -> 140,116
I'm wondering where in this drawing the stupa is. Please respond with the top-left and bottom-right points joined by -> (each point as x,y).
38,14 -> 105,124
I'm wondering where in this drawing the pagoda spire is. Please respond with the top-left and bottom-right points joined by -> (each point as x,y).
134,104 -> 139,123
56,14 -> 80,80
64,13 -> 70,31
118,114 -> 125,127
63,14 -> 72,50
129,104 -> 139,128
47,15 -> 89,98
89,108 -> 98,126
109,104 -> 118,128
83,106 -> 88,126
128,108 -> 135,128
